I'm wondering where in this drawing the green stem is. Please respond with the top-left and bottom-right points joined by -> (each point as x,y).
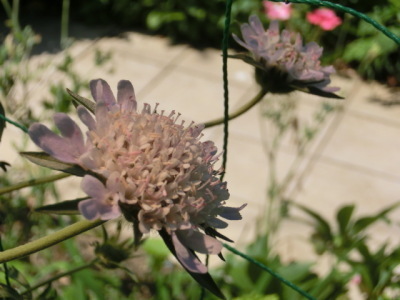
20,259 -> 98,296
0,219 -> 105,263
0,0 -> 12,18
204,89 -> 267,128
60,0 -> 70,48
0,173 -> 70,195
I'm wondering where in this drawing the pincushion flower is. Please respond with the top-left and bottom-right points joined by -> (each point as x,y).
232,15 -> 341,98
263,1 -> 292,21
306,8 -> 342,31
28,79 -> 245,298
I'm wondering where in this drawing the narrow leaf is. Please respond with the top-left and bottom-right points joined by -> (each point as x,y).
66,89 -> 95,114
158,229 -> 226,300
21,151 -> 86,176
337,205 -> 355,235
353,201 -> 400,234
35,198 -> 87,215
289,201 -> 333,239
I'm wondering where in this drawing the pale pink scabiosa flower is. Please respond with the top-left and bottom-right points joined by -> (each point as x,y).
263,1 -> 292,21
232,15 -> 341,98
306,8 -> 342,31
28,79 -> 245,298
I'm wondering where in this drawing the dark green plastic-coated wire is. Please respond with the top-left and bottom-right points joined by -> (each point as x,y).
0,113 -> 29,133
220,0 -> 233,182
270,0 -> 400,45
223,243 -> 317,300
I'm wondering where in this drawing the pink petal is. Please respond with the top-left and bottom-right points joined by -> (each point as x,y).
29,123 -> 81,164
176,229 -> 222,255
77,106 -> 96,131
117,80 -> 137,112
171,232 -> 207,273
90,79 -> 116,108
81,175 -> 106,199
53,113 -> 84,153
78,199 -> 101,220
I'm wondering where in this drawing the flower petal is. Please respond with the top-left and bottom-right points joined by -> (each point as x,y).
78,199 -> 101,220
77,106 -> 96,131
81,175 -> 106,199
171,231 -> 207,274
176,229 -> 222,255
53,113 -> 84,153
219,204 -> 247,220
29,123 -> 81,164
90,79 -> 116,108
117,80 -> 137,112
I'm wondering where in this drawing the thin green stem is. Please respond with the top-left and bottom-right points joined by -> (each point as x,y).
60,0 -> 70,48
0,113 -> 29,133
270,0 -> 400,45
223,243 -> 317,300
0,0 -> 12,18
0,219 -> 105,263
0,237 -> 11,287
204,89 -> 267,128
11,0 -> 21,33
20,259 -> 98,296
0,173 -> 70,195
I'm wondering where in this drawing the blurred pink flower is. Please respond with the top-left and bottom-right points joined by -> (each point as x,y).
263,1 -> 292,20
29,79 -> 246,275
232,15 -> 340,97
306,8 -> 342,30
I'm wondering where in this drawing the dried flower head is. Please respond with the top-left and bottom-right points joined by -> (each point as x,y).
232,15 -> 341,98
28,79 -> 245,279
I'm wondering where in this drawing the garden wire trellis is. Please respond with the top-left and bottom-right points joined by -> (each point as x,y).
0,0 -> 399,299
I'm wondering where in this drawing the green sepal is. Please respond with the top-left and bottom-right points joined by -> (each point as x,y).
20,151 -> 87,176
158,229 -> 226,300
35,197 -> 87,215
66,88 -> 95,114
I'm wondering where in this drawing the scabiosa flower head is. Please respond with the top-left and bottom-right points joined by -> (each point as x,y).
28,79 -> 245,279
263,1 -> 292,21
307,8 -> 342,31
232,15 -> 341,98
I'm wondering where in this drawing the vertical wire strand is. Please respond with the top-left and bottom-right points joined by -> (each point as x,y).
220,0 -> 234,181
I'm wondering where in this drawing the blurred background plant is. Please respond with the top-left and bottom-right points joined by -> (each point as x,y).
27,0 -> 398,86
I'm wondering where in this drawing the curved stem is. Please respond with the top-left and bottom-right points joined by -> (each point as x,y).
204,89 -> 267,128
0,219 -> 105,263
21,259 -> 98,296
0,173 -> 70,195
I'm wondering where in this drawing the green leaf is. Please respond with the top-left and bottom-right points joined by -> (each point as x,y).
288,201 -> 333,240
353,202 -> 400,234
66,88 -> 95,114
233,294 -> 278,300
20,152 -> 87,176
337,205 -> 355,235
35,198 -> 87,215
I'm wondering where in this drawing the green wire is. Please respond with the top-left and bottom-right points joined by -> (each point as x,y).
223,243 -> 317,300
0,113 -> 29,133
269,0 -> 400,45
220,0 -> 233,182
